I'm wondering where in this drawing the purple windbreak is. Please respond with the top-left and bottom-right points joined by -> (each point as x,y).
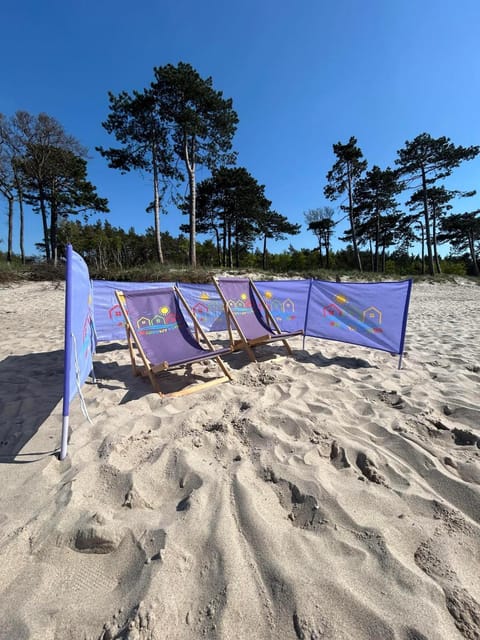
123,288 -> 229,367
305,280 -> 412,354
216,278 -> 302,340
63,245 -> 95,409
254,280 -> 310,332
177,283 -> 228,332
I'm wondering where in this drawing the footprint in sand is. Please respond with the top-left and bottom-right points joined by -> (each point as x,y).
378,389 -> 405,410
264,475 -> 329,532
330,440 -> 351,469
356,452 -> 388,486
414,539 -> 480,639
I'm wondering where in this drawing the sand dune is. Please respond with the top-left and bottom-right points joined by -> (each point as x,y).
0,279 -> 479,640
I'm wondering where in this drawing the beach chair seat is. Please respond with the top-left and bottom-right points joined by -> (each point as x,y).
115,286 -> 233,397
213,277 -> 303,362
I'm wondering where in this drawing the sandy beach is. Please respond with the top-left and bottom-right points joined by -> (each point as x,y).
0,278 -> 479,640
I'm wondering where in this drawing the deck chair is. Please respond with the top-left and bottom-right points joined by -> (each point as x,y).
115,286 -> 233,397
213,277 -> 303,362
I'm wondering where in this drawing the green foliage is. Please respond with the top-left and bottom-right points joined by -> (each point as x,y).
97,87 -> 180,263
304,207 -> 336,268
438,210 -> 480,275
151,62 -> 239,266
324,136 -> 367,271
395,133 -> 480,276
0,111 -> 107,264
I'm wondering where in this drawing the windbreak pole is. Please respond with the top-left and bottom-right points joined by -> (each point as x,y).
60,244 -> 73,460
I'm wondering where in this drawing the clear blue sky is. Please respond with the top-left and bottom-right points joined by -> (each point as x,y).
1,0 -> 479,258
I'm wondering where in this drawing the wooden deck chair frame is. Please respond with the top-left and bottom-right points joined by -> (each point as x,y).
115,286 -> 233,398
213,277 -> 302,362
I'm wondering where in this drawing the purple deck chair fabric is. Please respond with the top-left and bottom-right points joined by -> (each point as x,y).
123,288 -> 231,367
215,278 -> 303,343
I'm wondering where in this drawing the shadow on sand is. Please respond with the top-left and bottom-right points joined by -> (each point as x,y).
0,349 -> 65,463
0,336 -> 378,464
296,350 -> 375,370
93,337 -> 378,405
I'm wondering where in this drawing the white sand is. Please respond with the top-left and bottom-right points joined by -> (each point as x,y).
0,279 -> 479,640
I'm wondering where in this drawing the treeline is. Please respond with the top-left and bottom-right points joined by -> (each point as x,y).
57,219 -> 473,277
317,135 -> 480,277
0,112 -> 108,265
1,62 -> 480,276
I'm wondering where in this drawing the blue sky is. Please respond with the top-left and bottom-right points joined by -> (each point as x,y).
1,0 -> 479,258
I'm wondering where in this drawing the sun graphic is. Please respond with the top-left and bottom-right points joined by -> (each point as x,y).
264,291 -> 273,299
160,306 -> 169,315
334,294 -> 347,304
200,292 -> 210,300
240,293 -> 247,301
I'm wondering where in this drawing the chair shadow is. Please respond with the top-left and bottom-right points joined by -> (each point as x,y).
95,341 -> 128,354
0,349 -> 65,463
0,337 -> 376,465
210,335 -> 308,370
93,357 -> 236,404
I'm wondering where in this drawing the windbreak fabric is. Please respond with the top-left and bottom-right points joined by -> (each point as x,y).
94,279 -> 310,339
123,288 -> 229,367
305,279 -> 412,354
92,277 -> 412,358
254,280 -> 310,333
177,283 -> 227,332
92,280 -> 174,341
63,246 -> 95,407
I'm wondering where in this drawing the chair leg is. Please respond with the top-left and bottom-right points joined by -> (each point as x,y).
215,356 -> 233,381
282,340 -> 293,357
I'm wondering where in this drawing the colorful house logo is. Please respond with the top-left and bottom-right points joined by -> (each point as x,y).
262,293 -> 297,325
322,295 -> 384,335
134,305 -> 179,335
192,301 -> 209,316
363,306 -> 382,324
108,304 -> 124,326
226,294 -> 252,313
137,316 -> 151,329
268,297 -> 295,313
323,303 -> 343,317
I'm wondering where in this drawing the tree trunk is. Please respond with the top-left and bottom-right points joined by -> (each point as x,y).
227,225 -> 232,268
468,232 -> 479,276
38,188 -> 51,262
49,179 -> 59,265
234,218 -> 240,268
13,171 -> 25,264
347,166 -> 362,272
152,156 -> 164,264
263,235 -> 267,270
50,202 -> 58,266
431,203 -> 441,274
374,209 -> 380,272
221,214 -> 227,267
18,188 -> 25,264
324,232 -> 330,269
7,194 -> 14,262
418,221 -> 425,275
421,167 -> 434,276
184,136 -> 196,268
369,238 -> 374,271
214,226 -> 221,267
